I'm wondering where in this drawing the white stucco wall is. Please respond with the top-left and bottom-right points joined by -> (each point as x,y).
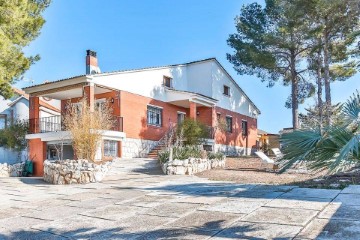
186,62 -> 213,97
92,66 -> 188,102
12,98 -> 29,120
90,59 -> 258,118
210,62 -> 255,117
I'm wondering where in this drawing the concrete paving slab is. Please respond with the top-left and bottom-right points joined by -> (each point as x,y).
142,202 -> 202,218
199,198 -> 266,214
0,227 -> 67,240
136,227 -> 217,240
121,195 -> 171,208
66,197 -> 116,209
334,193 -> 360,206
60,192 -> 105,201
241,207 -> 319,226
297,218 -> 360,240
167,210 -> 243,231
80,204 -> 147,221
281,188 -> 340,200
170,196 -> 225,205
0,207 -> 27,220
318,202 -> 360,220
21,206 -> 84,221
0,216 -> 51,231
115,214 -> 176,233
233,190 -> 284,199
341,185 -> 360,194
265,197 -> 329,210
211,221 -> 302,240
32,214 -> 121,239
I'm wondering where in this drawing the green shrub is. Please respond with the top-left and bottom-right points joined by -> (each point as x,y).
158,146 -> 225,162
158,150 -> 170,163
158,146 -> 203,162
177,119 -> 210,146
0,120 -> 28,152
208,152 -> 225,160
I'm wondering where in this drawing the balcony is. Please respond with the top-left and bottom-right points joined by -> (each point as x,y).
28,115 -> 123,134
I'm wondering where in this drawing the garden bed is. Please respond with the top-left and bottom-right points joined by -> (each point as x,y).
43,159 -> 112,184
161,157 -> 226,175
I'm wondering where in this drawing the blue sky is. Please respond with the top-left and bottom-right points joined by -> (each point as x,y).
19,0 -> 359,133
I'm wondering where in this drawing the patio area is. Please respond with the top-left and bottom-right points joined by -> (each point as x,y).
0,158 -> 359,239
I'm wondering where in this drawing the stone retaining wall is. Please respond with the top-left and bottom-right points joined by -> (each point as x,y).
122,138 -> 157,158
43,160 -> 112,184
0,163 -> 25,177
161,158 -> 226,175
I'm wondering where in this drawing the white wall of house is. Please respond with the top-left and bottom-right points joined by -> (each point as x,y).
92,59 -> 259,118
186,62 -> 213,97
92,65 -> 189,102
12,98 -> 29,120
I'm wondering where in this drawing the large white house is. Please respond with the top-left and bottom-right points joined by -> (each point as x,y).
23,50 -> 260,176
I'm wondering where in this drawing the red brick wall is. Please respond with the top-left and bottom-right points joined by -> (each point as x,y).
119,91 -> 189,141
214,107 -> 258,150
60,89 -> 258,149
28,138 -> 47,176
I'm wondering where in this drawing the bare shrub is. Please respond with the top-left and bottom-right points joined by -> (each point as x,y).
63,98 -> 114,162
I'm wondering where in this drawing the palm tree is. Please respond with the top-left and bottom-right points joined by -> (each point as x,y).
280,90 -> 360,173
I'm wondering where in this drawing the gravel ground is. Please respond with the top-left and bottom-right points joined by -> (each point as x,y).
196,157 -> 321,185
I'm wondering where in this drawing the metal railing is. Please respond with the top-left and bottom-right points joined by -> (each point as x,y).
28,116 -> 63,133
28,115 -> 124,134
112,116 -> 124,132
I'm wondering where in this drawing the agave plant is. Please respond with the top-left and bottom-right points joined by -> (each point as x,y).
280,90 -> 360,173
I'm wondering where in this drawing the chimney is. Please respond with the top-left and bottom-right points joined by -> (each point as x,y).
86,50 -> 101,74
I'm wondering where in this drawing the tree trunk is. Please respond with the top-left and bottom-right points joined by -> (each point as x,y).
290,52 -> 299,130
323,21 -> 332,126
317,40 -> 323,131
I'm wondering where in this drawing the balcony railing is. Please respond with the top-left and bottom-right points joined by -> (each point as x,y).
113,116 -> 124,132
28,115 -> 124,134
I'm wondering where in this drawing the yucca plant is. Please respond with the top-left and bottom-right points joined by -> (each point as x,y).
280,90 -> 360,173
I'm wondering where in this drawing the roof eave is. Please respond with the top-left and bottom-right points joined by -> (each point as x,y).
23,75 -> 90,95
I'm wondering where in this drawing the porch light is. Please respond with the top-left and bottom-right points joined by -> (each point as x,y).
197,111 -> 200,116
111,98 -> 114,103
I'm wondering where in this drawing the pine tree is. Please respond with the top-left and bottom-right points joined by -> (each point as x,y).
0,0 -> 51,99
227,0 -> 313,129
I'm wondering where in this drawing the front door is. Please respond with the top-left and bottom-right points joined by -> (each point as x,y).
177,112 -> 185,124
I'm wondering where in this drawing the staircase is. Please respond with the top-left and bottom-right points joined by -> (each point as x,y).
147,142 -> 166,159
146,123 -> 177,159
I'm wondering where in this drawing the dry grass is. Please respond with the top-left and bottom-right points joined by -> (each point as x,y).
196,157 -> 360,189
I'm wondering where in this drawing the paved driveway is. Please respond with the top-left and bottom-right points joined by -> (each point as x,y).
0,158 -> 360,239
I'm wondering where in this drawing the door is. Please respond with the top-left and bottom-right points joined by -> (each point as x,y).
177,112 -> 185,124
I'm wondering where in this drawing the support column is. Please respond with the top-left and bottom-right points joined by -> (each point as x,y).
189,101 -> 197,120
83,84 -> 95,112
28,138 -> 47,176
29,96 -> 40,133
118,141 -> 122,158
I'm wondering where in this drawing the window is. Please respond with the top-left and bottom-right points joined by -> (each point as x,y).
226,116 -> 233,133
223,85 -> 230,96
147,106 -> 162,126
0,115 -> 7,129
177,112 -> 185,124
242,120 -> 248,136
104,140 -> 118,157
95,99 -> 106,111
163,76 -> 173,88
